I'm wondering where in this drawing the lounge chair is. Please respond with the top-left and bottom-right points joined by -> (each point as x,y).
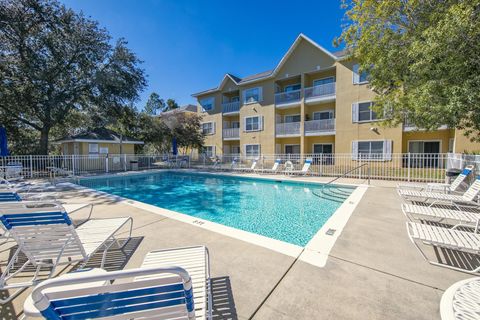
283,158 -> 312,176
0,205 -> 132,303
406,222 -> 480,273
255,159 -> 281,174
233,159 -> 258,173
402,203 -> 480,226
24,245 -> 211,320
0,190 -> 56,202
397,165 -> 475,193
440,277 -> 480,320
398,176 -> 480,209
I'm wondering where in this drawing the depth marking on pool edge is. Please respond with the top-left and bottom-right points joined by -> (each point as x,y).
192,220 -> 205,225
326,228 -> 336,236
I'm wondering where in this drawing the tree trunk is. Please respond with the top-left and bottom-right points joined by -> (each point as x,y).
39,127 -> 50,155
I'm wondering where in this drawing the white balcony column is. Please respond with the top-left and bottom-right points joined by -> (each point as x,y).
300,73 -> 305,156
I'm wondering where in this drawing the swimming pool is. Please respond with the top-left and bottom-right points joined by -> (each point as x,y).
78,171 -> 356,246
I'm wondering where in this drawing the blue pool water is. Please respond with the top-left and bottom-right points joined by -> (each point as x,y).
78,172 -> 355,246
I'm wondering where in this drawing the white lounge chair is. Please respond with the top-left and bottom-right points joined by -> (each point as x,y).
402,203 -> 480,226
233,159 -> 258,173
255,159 -> 281,174
24,245 -> 211,320
398,177 -> 480,209
0,205 -> 132,303
397,165 -> 475,193
283,158 -> 312,176
406,222 -> 480,273
440,277 -> 480,320
0,190 -> 56,202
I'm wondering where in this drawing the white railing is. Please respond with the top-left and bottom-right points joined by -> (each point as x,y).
2,153 -> 478,183
222,101 -> 240,114
304,82 -> 335,100
188,153 -> 480,183
223,128 -> 240,139
274,89 -> 301,105
304,119 -> 335,134
276,122 -> 301,136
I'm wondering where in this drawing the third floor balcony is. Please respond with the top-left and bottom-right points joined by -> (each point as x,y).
274,89 -> 302,109
222,101 -> 241,115
304,82 -> 336,105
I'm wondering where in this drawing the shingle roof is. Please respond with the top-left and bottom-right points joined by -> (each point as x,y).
238,70 -> 273,83
56,128 -> 144,144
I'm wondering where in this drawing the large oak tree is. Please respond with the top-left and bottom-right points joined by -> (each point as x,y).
337,0 -> 480,140
0,0 -> 146,154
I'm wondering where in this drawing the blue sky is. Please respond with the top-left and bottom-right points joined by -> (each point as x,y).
61,0 -> 346,109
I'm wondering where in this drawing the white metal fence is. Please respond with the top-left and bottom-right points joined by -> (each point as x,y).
1,153 -> 478,183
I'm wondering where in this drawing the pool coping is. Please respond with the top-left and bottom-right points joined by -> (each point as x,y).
69,169 -> 369,267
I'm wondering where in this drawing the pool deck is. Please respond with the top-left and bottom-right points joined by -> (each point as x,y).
0,172 -> 474,319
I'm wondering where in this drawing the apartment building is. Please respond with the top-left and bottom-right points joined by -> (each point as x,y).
192,34 -> 479,160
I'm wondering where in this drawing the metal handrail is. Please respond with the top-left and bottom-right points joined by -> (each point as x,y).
324,163 -> 370,185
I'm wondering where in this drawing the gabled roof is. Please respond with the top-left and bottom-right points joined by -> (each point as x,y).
56,128 -> 144,144
192,33 -> 343,97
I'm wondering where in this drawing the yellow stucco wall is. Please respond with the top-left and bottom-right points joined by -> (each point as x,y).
60,142 -> 136,155
195,36 -> 480,156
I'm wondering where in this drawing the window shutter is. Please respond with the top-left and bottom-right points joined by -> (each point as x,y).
213,122 -> 216,134
352,141 -> 359,160
212,145 -> 216,156
352,103 -> 359,123
352,64 -> 360,84
259,116 -> 264,131
258,144 -> 261,157
258,87 -> 263,102
383,140 -> 392,161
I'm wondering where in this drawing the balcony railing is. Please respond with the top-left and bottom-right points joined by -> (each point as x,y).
222,101 -> 240,114
304,82 -> 335,100
276,122 -> 301,136
274,89 -> 301,106
304,119 -> 335,135
223,128 -> 240,139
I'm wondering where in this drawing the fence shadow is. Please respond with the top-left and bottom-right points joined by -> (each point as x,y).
211,276 -> 238,320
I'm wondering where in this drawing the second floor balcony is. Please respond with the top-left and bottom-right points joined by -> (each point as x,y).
304,82 -> 336,104
276,122 -> 301,137
274,89 -> 301,109
222,101 -> 241,115
223,127 -> 240,140
304,119 -> 335,136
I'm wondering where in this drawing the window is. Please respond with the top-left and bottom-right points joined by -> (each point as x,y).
284,84 -> 301,92
408,141 -> 441,154
203,146 -> 215,157
285,114 -> 301,123
231,96 -> 240,102
285,145 -> 300,154
88,143 -> 99,154
200,97 -> 215,111
244,116 -> 262,132
448,138 -> 454,153
313,110 -> 334,120
245,144 -> 260,158
353,64 -> 369,84
352,140 -> 392,160
313,144 -> 333,154
99,147 -> 109,154
313,77 -> 335,87
231,145 -> 241,154
352,102 -> 378,122
201,122 -> 215,135
243,87 -> 263,104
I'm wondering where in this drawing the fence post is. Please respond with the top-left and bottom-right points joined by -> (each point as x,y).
72,155 -> 76,176
407,153 -> 411,182
105,156 -> 109,173
124,154 -> 127,171
29,155 -> 33,178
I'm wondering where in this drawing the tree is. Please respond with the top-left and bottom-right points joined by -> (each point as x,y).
144,92 -> 165,116
0,0 -> 146,154
336,0 -> 480,140
165,99 -> 179,112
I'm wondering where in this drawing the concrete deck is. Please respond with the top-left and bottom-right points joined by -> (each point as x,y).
0,174 -> 474,319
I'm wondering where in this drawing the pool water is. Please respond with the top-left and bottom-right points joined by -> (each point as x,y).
78,172 -> 355,246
